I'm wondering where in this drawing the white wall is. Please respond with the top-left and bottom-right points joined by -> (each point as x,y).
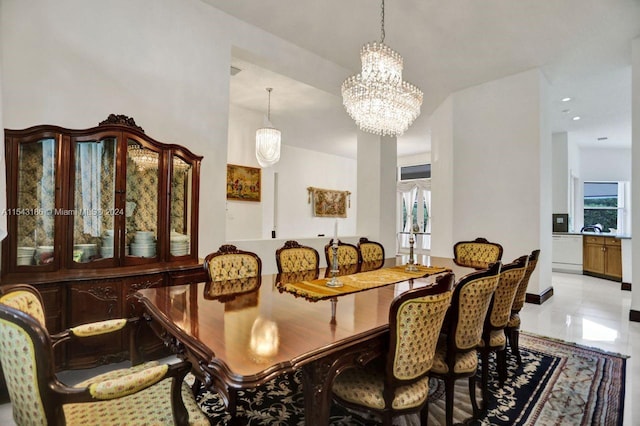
632,36 -> 640,315
580,148 -> 631,182
431,69 -> 552,295
226,104 -> 358,242
397,152 -> 431,167
552,132 -> 569,214
0,0 -> 352,259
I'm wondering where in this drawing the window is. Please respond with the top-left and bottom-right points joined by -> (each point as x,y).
399,164 -> 430,180
583,181 -> 624,232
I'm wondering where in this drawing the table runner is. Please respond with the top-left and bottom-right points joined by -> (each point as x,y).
276,264 -> 450,301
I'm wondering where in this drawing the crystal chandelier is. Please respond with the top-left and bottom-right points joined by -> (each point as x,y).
341,0 -> 423,137
128,144 -> 158,170
256,88 -> 281,167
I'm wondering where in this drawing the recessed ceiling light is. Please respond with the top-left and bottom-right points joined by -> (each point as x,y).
562,97 -> 572,102
572,116 -> 581,121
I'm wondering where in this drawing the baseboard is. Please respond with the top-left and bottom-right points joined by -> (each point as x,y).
630,310 -> 640,323
621,282 -> 632,291
525,286 -> 554,305
582,271 -> 622,282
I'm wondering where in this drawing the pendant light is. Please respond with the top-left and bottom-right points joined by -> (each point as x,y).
341,0 -> 423,136
255,88 -> 281,167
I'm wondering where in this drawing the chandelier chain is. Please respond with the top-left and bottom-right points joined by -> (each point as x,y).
266,87 -> 273,121
380,0 -> 385,43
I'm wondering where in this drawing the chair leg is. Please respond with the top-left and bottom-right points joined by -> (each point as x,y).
468,375 -> 480,419
481,350 -> 490,412
510,327 -> 522,364
445,377 -> 455,426
497,348 -> 507,385
420,400 -> 429,425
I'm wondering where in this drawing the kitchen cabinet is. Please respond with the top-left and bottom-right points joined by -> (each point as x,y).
583,235 -> 622,281
1,115 -> 205,368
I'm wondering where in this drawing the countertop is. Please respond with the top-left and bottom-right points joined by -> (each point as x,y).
553,232 -> 631,240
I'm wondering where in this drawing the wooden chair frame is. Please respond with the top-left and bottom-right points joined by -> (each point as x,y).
430,262 -> 502,426
333,273 -> 454,425
203,244 -> 262,282
453,237 -> 504,269
275,240 -> 320,273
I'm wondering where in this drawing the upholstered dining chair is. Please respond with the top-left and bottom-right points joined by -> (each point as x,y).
357,237 -> 385,262
506,249 -> 541,364
0,284 -> 209,426
275,240 -> 320,273
324,239 -> 360,269
429,262 -> 502,426
204,244 -> 262,282
477,255 -> 528,409
453,237 -> 503,269
331,273 -> 454,425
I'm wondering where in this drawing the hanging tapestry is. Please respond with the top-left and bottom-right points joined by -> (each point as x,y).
307,187 -> 351,218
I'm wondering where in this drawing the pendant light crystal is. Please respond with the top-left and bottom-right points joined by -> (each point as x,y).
256,88 -> 281,167
341,0 -> 423,137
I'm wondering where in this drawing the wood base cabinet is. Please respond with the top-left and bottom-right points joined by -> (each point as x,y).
583,236 -> 622,281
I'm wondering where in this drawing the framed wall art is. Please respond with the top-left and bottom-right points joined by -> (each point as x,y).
226,164 -> 261,202
307,186 -> 351,218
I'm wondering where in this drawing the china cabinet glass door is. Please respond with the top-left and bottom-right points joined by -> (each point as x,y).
71,136 -> 118,266
125,138 -> 160,262
16,138 -> 57,268
170,155 -> 192,257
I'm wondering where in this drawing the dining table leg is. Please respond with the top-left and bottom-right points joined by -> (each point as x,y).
299,336 -> 386,425
300,361 -> 335,425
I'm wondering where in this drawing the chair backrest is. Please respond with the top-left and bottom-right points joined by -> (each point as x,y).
0,284 -> 47,329
447,262 -> 502,351
275,240 -> 320,273
357,237 -> 385,263
453,237 -> 503,269
324,239 -> 359,268
386,273 -> 454,386
511,249 -> 540,313
204,244 -> 262,282
0,292 -> 57,425
487,256 -> 528,330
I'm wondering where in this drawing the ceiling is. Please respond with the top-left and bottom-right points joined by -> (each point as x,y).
207,0 -> 640,159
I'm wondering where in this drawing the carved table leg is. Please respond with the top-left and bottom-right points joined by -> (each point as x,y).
300,360 -> 335,426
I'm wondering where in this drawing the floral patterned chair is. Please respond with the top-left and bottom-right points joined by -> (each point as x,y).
0,284 -> 209,426
506,249 -> 541,364
331,273 -> 454,425
357,237 -> 385,263
324,239 -> 360,270
477,255 -> 528,410
453,237 -> 504,269
204,244 -> 262,282
429,262 -> 502,426
275,240 -> 320,273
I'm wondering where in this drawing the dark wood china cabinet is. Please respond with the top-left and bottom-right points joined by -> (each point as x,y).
1,115 -> 207,368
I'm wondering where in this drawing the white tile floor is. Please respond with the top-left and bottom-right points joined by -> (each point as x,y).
1,271 -> 638,425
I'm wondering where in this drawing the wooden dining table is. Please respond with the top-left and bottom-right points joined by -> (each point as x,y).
135,255 -> 472,425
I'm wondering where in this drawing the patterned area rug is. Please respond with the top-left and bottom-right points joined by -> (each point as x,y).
194,332 -> 627,425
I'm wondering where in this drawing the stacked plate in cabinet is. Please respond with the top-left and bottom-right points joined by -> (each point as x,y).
101,230 -> 114,258
17,246 -> 35,265
131,231 -> 156,257
170,231 -> 190,256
